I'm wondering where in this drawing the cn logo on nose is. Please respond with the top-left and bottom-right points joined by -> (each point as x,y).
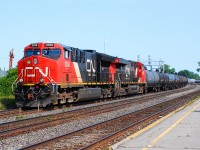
24,67 -> 49,77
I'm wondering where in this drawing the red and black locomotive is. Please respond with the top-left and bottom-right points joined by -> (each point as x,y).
13,42 -> 188,108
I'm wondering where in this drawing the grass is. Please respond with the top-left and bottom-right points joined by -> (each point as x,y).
15,115 -> 24,120
0,95 -> 17,110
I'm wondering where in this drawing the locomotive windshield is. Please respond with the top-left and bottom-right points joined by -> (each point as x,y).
42,48 -> 61,59
25,49 -> 40,57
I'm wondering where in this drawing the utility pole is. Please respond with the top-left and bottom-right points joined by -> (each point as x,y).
9,48 -> 14,70
148,55 -> 152,71
143,55 -> 164,71
104,38 -> 106,53
137,55 -> 140,62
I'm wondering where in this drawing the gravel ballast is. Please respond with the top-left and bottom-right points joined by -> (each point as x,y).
0,85 -> 199,150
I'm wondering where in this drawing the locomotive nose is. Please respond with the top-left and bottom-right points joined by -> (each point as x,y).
23,56 -> 48,84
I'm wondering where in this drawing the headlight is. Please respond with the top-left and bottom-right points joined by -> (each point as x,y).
40,78 -> 44,83
19,78 -> 23,82
34,58 -> 38,64
27,60 -> 31,64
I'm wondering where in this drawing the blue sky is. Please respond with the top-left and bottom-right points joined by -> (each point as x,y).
0,0 -> 199,73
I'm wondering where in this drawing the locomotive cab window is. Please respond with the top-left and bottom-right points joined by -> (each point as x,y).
64,48 -> 69,59
71,49 -> 77,62
42,49 -> 61,59
80,51 -> 85,63
76,50 -> 81,63
25,49 -> 40,57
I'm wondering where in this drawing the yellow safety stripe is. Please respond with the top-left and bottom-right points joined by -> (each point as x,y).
22,82 -> 146,86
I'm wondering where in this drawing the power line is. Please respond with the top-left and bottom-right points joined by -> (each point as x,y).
0,57 -> 20,60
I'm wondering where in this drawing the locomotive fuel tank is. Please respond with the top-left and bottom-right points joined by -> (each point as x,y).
127,85 -> 139,95
68,88 -> 102,102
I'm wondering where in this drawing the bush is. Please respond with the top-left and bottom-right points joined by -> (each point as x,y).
0,96 -> 17,110
0,68 -> 17,110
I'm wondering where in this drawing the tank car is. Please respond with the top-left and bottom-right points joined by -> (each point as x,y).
145,70 -> 159,91
157,71 -> 169,90
145,70 -> 187,92
188,78 -> 195,84
195,79 -> 200,84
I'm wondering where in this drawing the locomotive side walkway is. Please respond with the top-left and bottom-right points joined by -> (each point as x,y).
112,97 -> 200,150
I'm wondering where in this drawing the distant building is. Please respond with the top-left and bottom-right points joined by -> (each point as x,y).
0,70 -> 6,77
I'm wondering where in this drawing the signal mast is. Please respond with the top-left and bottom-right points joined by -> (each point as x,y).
9,48 -> 14,70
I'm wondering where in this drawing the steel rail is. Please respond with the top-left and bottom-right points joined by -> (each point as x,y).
0,85 -> 190,138
20,90 -> 200,150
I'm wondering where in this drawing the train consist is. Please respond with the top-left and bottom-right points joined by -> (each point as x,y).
13,43 -> 188,108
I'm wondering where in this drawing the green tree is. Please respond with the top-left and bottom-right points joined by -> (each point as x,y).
6,68 -> 17,78
178,70 -> 190,77
197,61 -> 200,72
178,69 -> 200,79
0,68 -> 17,96
164,64 -> 176,74
171,68 -> 175,74
164,64 -> 170,72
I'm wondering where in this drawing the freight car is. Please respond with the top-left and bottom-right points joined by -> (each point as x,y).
195,80 -> 200,84
145,71 -> 187,92
187,78 -> 195,84
13,42 -> 188,108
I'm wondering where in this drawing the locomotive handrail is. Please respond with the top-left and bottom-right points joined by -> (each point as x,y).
12,71 -> 23,93
45,75 -> 56,85
12,68 -> 57,93
43,70 -> 57,85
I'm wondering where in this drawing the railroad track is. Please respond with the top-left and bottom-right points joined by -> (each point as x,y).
0,85 -> 195,139
0,85 -> 196,139
0,108 -> 45,119
21,89 -> 200,150
0,85 -> 194,120
0,109 -> 18,117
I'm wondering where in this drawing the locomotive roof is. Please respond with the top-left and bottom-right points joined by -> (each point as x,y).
59,44 -> 77,51
96,52 -> 132,65
60,44 -> 97,53
118,58 -> 131,65
59,44 -> 130,64
96,52 -> 116,62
